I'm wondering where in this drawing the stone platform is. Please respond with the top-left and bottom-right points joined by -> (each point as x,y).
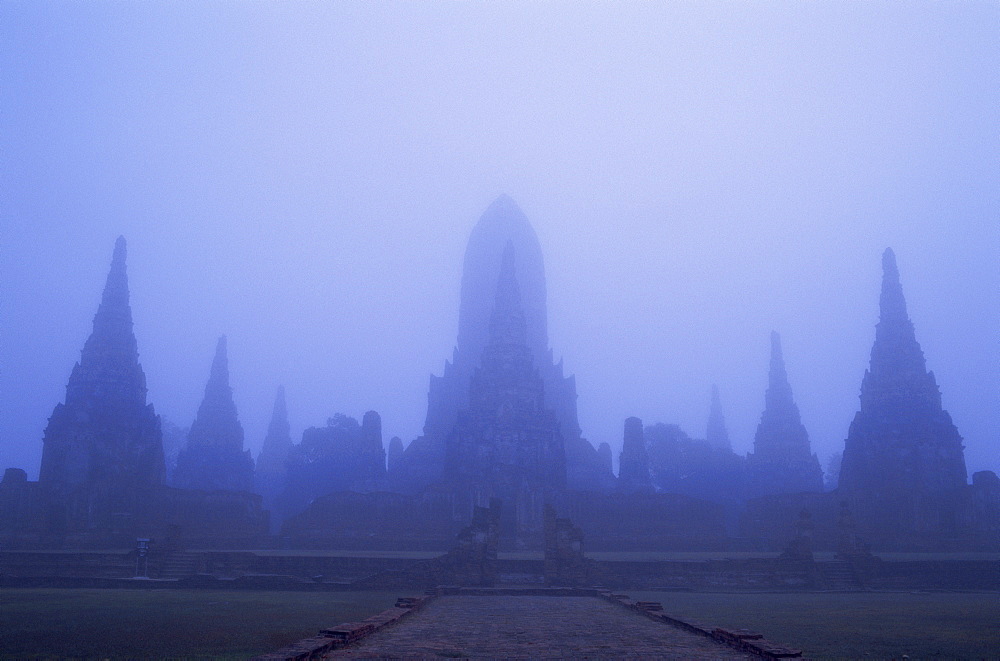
322,595 -> 755,659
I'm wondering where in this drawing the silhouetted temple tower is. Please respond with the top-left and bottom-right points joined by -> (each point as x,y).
445,243 -> 566,536
747,332 -> 823,496
839,249 -> 967,503
706,385 -> 731,451
255,386 -> 292,508
617,417 -> 653,494
396,196 -> 610,492
173,336 -> 254,492
39,237 -> 165,492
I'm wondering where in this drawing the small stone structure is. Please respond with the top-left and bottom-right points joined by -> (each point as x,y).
617,417 -> 653,494
543,504 -> 596,586
779,509 -> 815,562
353,499 -> 501,589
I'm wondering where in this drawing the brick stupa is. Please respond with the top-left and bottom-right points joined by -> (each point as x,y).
839,249 -> 967,505
747,332 -> 824,496
173,336 -> 254,492
39,236 -> 166,493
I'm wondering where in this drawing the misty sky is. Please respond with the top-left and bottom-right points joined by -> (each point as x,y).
2,2 -> 998,481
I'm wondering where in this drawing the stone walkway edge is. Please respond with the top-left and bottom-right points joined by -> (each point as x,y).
251,586 -> 804,660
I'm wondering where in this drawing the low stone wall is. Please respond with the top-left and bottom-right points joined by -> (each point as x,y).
0,551 -> 134,578
2,550 -> 997,592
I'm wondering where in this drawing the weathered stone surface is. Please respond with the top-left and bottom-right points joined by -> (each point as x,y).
39,237 -> 166,494
173,336 -> 254,493
543,504 -> 596,586
839,249 -> 968,540
444,244 -> 566,540
646,423 -> 746,506
323,595 -> 755,659
255,386 -> 292,511
617,417 -> 653,494
351,499 -> 501,588
277,410 -> 391,524
394,196 -> 610,494
747,332 -> 823,497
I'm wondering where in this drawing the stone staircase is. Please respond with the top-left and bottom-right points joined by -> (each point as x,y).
155,552 -> 201,579
820,560 -> 862,591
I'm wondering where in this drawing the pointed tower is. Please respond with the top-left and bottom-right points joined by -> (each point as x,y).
39,237 -> 165,492
173,336 -> 254,492
617,417 -> 653,494
706,385 -> 731,451
747,332 -> 823,496
399,196 -> 604,494
445,243 -> 566,537
839,249 -> 967,501
255,386 -> 292,507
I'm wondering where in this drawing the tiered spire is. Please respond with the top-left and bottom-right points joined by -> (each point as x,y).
255,386 -> 293,505
488,241 -> 528,348
40,237 -> 165,491
262,386 -> 291,463
706,385 -> 731,451
748,331 -> 823,495
173,336 -> 254,492
839,249 -> 966,497
860,248 -> 939,416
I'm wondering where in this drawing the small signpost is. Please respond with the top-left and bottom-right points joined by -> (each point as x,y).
135,538 -> 150,578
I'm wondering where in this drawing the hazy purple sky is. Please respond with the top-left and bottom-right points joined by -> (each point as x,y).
2,2 -> 997,480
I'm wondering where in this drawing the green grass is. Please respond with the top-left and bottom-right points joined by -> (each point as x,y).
0,589 -> 398,660
588,551 -> 1000,562
630,591 -> 1000,660
245,549 -> 444,559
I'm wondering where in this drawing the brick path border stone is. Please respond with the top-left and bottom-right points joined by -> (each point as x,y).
251,586 -> 804,660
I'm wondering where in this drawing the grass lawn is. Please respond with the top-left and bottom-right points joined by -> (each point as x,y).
631,591 -> 1000,660
0,589 -> 398,660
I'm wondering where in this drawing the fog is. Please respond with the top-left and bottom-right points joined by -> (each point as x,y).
2,2 -> 997,480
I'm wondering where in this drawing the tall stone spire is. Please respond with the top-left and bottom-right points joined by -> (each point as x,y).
445,245 -> 566,538
39,237 -> 165,492
173,336 -> 254,492
488,241 -> 528,348
747,332 -> 823,496
617,417 -> 653,494
839,249 -> 966,501
255,386 -> 292,507
399,196 -> 605,494
458,195 -> 548,362
706,385 -> 731,451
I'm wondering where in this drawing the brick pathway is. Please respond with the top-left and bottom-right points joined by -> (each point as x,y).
324,595 -> 754,659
